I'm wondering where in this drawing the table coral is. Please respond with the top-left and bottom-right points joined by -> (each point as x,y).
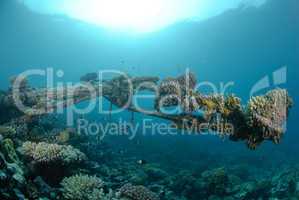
246,89 -> 292,149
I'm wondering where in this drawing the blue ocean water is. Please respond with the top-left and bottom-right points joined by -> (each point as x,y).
0,0 -> 298,199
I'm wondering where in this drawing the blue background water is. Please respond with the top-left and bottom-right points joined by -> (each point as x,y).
0,0 -> 298,167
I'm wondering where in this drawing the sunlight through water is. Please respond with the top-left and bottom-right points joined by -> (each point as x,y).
21,0 -> 267,33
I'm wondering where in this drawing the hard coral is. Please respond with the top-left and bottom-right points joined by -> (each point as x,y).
61,174 -> 105,200
118,183 -> 160,200
201,167 -> 230,196
271,169 -> 298,198
155,72 -> 197,110
21,141 -> 86,165
80,72 -> 99,83
0,126 -> 16,138
246,89 -> 292,148
1,138 -> 20,164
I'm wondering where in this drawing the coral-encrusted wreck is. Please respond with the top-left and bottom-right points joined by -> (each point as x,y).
0,72 -> 293,149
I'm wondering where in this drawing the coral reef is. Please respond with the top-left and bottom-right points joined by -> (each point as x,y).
246,89 -> 293,148
143,164 -> 168,182
0,72 -> 293,149
61,174 -> 106,200
200,167 -> 230,196
166,165 -> 299,200
80,72 -> 99,83
155,72 -> 197,110
0,151 -> 26,199
118,183 -> 160,200
0,116 -> 298,200
0,126 -> 16,138
0,71 -> 296,200
20,141 -> 86,165
1,138 -> 20,164
270,168 -> 299,198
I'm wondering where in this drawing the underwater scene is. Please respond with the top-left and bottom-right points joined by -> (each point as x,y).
0,0 -> 298,199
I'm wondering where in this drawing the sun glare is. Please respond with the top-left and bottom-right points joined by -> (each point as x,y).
58,0 -> 202,33
21,0 -> 268,33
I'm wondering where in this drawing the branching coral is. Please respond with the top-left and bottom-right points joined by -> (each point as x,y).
118,183 -> 160,200
20,141 -> 86,164
1,138 -> 20,164
61,174 -> 114,200
0,126 -> 16,138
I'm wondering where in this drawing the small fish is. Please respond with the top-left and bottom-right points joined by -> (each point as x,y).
137,159 -> 147,165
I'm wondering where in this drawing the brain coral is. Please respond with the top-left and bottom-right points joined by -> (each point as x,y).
21,141 -> 86,164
